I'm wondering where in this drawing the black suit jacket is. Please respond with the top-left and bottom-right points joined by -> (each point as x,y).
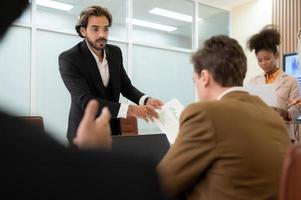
59,41 -> 144,142
1,111 -> 169,200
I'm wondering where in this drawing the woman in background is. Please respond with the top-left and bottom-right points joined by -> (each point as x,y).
247,24 -> 300,143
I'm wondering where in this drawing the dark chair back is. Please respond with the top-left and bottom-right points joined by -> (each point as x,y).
16,116 -> 44,134
112,134 -> 170,166
278,144 -> 301,200
120,116 -> 138,136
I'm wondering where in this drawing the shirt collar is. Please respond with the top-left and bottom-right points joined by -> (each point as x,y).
265,66 -> 279,76
216,87 -> 247,100
86,40 -> 107,63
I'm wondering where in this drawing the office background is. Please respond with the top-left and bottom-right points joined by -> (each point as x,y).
0,0 -> 299,144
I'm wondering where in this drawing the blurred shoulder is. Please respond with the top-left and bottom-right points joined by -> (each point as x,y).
59,41 -> 83,59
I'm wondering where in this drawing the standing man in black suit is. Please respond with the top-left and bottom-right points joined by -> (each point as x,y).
59,5 -> 163,144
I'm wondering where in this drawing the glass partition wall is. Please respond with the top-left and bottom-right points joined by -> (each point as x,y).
0,0 -> 229,144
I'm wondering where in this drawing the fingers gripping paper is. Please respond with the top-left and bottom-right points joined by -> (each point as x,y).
154,99 -> 184,144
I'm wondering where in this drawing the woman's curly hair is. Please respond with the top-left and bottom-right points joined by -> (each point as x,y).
247,24 -> 280,54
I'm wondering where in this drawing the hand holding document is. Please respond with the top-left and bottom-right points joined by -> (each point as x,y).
154,99 -> 184,144
244,84 -> 278,107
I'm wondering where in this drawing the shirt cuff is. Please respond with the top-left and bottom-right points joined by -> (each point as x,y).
117,103 -> 129,118
139,95 -> 148,105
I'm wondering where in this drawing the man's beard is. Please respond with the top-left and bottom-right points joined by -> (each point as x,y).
86,37 -> 107,51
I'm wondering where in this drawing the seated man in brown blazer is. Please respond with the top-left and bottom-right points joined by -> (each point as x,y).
157,35 -> 291,200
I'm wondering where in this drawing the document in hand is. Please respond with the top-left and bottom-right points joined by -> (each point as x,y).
244,84 -> 278,107
154,98 -> 184,144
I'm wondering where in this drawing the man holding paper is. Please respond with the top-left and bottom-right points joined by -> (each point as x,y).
157,35 -> 290,200
59,5 -> 163,144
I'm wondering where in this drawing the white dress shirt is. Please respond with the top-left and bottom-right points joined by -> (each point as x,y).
87,42 -> 147,118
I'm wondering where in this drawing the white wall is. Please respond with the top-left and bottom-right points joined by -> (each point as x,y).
230,0 -> 272,83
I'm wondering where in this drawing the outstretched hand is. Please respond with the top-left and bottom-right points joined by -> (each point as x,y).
128,105 -> 159,122
73,100 -> 112,150
146,98 -> 164,109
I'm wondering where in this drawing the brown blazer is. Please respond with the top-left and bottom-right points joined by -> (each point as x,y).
157,91 -> 291,200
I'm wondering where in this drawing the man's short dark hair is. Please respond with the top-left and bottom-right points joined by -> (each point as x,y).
75,5 -> 113,38
192,35 -> 247,87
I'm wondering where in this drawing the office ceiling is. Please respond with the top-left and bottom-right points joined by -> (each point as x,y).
37,0 -> 253,37
41,0 -> 253,25
197,0 -> 254,10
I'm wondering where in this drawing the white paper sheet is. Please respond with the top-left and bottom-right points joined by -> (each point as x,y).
154,98 -> 184,144
244,84 -> 278,107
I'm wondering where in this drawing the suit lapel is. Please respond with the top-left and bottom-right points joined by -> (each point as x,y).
80,41 -> 107,94
105,46 -> 119,99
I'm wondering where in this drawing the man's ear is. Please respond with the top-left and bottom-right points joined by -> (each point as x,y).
80,27 -> 86,37
201,69 -> 211,87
